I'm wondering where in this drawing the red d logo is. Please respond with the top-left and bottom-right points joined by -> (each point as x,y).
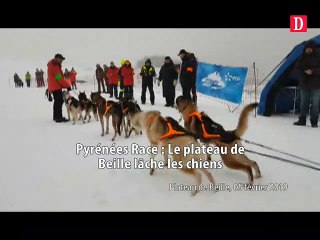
290,15 -> 307,32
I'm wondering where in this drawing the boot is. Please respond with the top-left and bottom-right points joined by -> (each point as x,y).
311,119 -> 318,128
55,117 -> 69,123
141,96 -> 146,105
293,117 -> 306,126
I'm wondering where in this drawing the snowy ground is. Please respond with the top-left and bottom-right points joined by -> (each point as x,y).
1,81 -> 320,212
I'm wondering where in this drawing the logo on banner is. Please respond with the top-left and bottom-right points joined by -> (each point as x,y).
290,15 -> 307,32
201,72 -> 225,90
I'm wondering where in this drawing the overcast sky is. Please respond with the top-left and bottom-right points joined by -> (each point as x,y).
0,28 -> 319,79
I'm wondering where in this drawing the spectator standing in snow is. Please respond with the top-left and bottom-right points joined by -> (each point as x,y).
158,56 -> 178,107
103,64 -> 110,95
107,61 -> 119,99
14,73 -> 23,88
64,68 -> 69,79
120,60 -> 134,100
64,68 -> 71,88
96,64 -> 106,93
69,67 -> 77,90
140,58 -> 156,105
293,40 -> 320,128
35,68 -> 40,87
25,71 -> 31,87
39,69 -> 45,87
47,53 -> 71,123
178,49 -> 198,104
14,73 -> 18,87
118,59 -> 126,100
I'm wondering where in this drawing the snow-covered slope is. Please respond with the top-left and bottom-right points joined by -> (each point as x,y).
1,81 -> 319,211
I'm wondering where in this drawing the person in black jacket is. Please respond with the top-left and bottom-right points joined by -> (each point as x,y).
118,59 -> 126,100
178,49 -> 198,103
158,56 -> 178,107
96,64 -> 106,93
293,40 -> 320,128
140,58 -> 156,105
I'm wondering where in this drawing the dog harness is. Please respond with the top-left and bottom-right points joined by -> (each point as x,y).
145,114 -> 186,141
160,118 -> 186,141
105,104 -> 112,115
96,98 -> 104,108
123,107 -> 129,113
187,112 -> 221,139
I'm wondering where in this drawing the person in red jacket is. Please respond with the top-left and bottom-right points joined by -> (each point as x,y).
107,61 -> 119,99
120,60 -> 134,100
47,53 -> 71,122
69,67 -> 77,90
103,64 -> 110,94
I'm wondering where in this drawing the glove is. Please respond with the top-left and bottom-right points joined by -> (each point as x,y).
304,69 -> 313,75
173,79 -> 177,87
67,87 -> 71,92
157,80 -> 161,86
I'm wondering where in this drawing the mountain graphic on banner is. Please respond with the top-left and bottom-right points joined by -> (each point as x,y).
201,71 -> 226,90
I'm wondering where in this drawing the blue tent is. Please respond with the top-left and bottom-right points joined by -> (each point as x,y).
258,35 -> 320,116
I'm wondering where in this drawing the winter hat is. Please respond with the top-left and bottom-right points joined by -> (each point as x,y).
145,58 -> 151,64
55,53 -> 65,60
178,49 -> 187,56
165,56 -> 171,60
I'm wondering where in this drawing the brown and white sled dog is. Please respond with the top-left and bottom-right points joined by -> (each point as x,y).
62,90 -> 72,120
126,108 -> 159,137
78,91 -> 98,122
175,95 -> 261,185
90,92 -> 123,141
140,111 -> 216,196
62,90 -> 85,125
121,98 -> 143,137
